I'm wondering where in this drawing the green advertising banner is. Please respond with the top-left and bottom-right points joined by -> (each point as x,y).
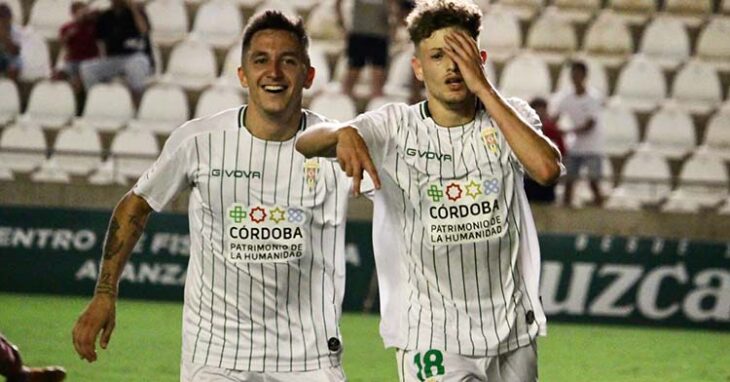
539,234 -> 729,331
0,206 -> 375,312
0,207 -> 728,330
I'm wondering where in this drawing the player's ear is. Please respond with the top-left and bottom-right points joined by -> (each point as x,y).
237,66 -> 250,89
411,55 -> 424,82
303,65 -> 315,89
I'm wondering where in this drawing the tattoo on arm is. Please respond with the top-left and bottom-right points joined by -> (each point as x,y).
103,217 -> 124,260
128,214 -> 146,236
95,271 -> 117,297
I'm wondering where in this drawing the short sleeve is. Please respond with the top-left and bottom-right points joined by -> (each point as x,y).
133,128 -> 192,212
347,103 -> 402,166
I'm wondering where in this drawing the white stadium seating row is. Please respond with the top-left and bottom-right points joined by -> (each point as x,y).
1,0 -> 730,214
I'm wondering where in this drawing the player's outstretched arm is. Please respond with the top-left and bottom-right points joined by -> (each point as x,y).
443,30 -> 563,186
72,192 -> 153,362
296,123 -> 381,196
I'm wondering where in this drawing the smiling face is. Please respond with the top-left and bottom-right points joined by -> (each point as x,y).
237,29 -> 314,119
411,26 -> 473,109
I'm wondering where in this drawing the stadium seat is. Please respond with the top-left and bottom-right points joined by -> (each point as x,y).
383,46 -> 415,99
663,0 -> 712,28
308,91 -> 357,122
163,38 -> 218,91
612,54 -> 666,112
216,44 -> 243,91
365,95 -> 408,112
19,30 -> 52,82
596,99 -> 640,157
0,78 -> 20,126
27,0 -> 72,41
670,59 -> 722,114
195,86 -> 245,118
305,2 -> 345,55
89,0 -> 110,11
304,43 -> 332,98
88,159 -> 129,185
607,150 -> 672,207
77,82 -> 135,132
22,79 -> 76,129
289,0 -> 316,11
109,127 -> 159,179
638,16 -> 690,70
550,0 -> 601,24
129,83 -> 189,134
254,0 -> 298,17
499,52 -> 551,101
145,0 -> 189,47
696,16 -> 730,72
30,158 -> 71,183
0,163 -> 13,180
639,102 -> 696,159
582,10 -> 633,68
492,0 -> 544,22
0,122 -> 47,172
525,8 -> 577,64
606,0 -> 656,25
191,0 -> 243,49
698,110 -> 730,160
718,197 -> 730,214
554,56 -> 609,98
1,0 -> 24,25
49,123 -> 102,175
662,152 -> 728,212
479,8 -> 522,63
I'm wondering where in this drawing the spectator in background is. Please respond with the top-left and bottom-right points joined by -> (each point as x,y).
55,1 -> 99,95
79,0 -> 152,103
525,97 -> 566,203
0,333 -> 66,382
336,0 -> 392,99
0,4 -> 21,81
554,61 -> 604,207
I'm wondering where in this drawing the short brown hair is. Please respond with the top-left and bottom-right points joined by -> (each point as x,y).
406,0 -> 481,46
241,10 -> 310,65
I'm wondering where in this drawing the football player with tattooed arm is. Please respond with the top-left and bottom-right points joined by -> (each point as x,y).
73,10 -> 353,382
296,1 -> 563,381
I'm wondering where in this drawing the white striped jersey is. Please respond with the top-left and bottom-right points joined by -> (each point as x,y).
133,106 -> 351,371
351,99 -> 547,356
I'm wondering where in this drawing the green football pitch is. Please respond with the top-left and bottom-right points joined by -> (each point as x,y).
0,293 -> 727,381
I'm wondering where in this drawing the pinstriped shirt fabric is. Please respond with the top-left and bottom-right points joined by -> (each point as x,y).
133,106 -> 350,372
351,99 -> 548,356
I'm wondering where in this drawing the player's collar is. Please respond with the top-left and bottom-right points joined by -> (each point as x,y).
237,105 -> 246,129
419,100 -> 487,122
238,105 -> 307,132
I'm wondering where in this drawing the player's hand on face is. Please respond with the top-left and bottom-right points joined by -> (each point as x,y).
72,294 -> 117,362
335,127 -> 381,197
443,30 -> 489,94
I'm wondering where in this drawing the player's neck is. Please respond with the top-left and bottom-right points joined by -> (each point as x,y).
427,96 -> 477,128
244,105 -> 302,142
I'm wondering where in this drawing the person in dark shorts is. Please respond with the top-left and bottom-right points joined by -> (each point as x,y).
524,97 -> 566,203
336,0 -> 392,99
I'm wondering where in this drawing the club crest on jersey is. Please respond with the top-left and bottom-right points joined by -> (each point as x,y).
481,128 -> 500,154
303,158 -> 319,191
